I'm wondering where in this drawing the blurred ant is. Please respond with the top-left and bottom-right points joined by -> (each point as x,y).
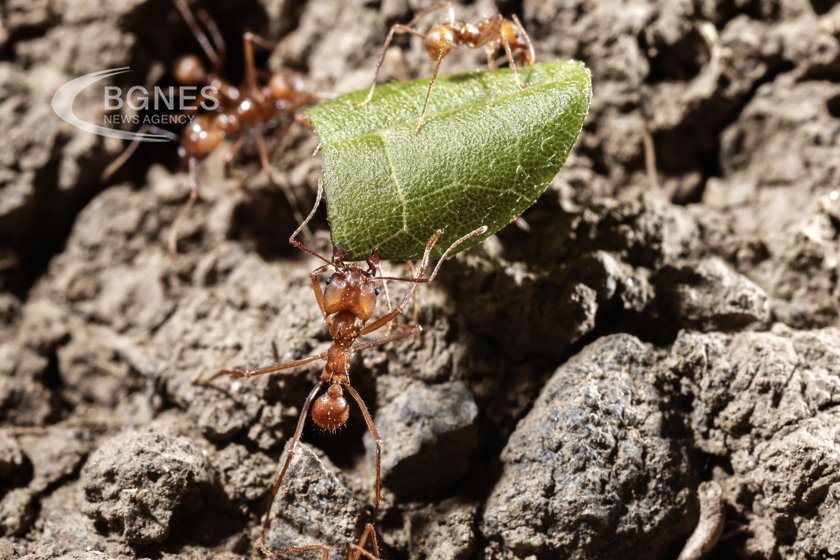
103,0 -> 325,256
195,180 -> 486,558
354,1 -> 534,131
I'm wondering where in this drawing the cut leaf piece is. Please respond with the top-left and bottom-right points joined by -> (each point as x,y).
306,60 -> 592,260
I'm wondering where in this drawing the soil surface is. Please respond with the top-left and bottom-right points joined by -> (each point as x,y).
2,0 -> 840,559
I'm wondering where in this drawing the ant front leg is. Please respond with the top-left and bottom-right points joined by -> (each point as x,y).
288,179 -> 333,265
365,225 -> 488,335
353,24 -> 426,109
354,1 -> 455,109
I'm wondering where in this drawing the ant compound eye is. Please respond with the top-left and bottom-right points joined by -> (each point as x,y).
374,287 -> 381,296
325,277 -> 332,285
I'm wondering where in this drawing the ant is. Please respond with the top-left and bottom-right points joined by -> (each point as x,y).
195,180 -> 486,558
102,0 -> 324,256
354,1 -> 535,131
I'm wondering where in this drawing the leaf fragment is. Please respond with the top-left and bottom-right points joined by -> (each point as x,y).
306,60 -> 592,260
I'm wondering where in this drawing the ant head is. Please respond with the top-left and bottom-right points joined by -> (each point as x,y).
182,114 -> 224,159
268,69 -> 305,102
323,247 -> 379,322
424,25 -> 457,61
311,383 -> 350,431
501,19 -> 533,64
174,55 -> 207,85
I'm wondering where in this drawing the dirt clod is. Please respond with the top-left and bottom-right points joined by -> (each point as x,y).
482,334 -> 698,559
81,431 -> 212,546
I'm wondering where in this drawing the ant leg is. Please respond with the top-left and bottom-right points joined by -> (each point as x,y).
261,544 -> 329,559
497,17 -> 526,90
375,263 -> 394,335
348,523 -> 380,560
167,156 -> 200,258
362,225 -> 487,335
259,382 -> 326,556
193,353 -> 325,387
242,32 -> 277,95
414,54 -> 446,133
173,0 -> 222,70
353,24 -> 426,109
196,9 -> 226,69
405,261 -> 418,326
309,263 -> 332,320
343,384 -> 382,520
222,134 -> 245,178
377,225 -> 488,286
353,324 -> 420,352
254,123 -> 310,239
513,216 -> 531,232
289,178 -> 332,265
101,125 -> 179,182
512,14 -> 535,66
485,45 -> 499,69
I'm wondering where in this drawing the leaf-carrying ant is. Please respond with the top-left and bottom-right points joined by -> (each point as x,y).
355,1 -> 535,131
103,0 -> 324,256
195,180 -> 486,558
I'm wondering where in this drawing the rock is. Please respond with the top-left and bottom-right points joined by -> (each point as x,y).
370,380 -> 478,497
0,488 -> 35,537
670,327 -> 840,558
408,499 -> 477,560
0,433 -> 26,482
657,257 -> 770,331
264,443 -> 368,556
482,334 -> 698,559
18,429 -> 91,494
81,431 -> 212,546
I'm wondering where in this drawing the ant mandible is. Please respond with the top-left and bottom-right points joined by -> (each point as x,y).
195,180 -> 487,558
103,0 -> 324,257
354,1 -> 535,131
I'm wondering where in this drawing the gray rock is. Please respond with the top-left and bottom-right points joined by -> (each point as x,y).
81,431 -> 212,546
670,327 -> 840,558
408,499 -> 477,560
0,433 -> 26,482
482,334 -> 698,559
657,257 -> 770,331
0,488 -> 35,537
370,380 -> 478,497
264,443 -> 368,557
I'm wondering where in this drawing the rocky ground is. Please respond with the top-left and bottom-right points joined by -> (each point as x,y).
1,0 -> 840,559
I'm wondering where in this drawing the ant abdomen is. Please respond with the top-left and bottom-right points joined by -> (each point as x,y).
312,383 -> 350,431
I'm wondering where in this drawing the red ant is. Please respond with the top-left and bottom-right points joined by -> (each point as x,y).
102,0 -> 324,256
195,181 -> 486,558
354,1 -> 535,130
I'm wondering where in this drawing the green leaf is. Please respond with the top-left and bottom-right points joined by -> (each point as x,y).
306,60 -> 592,260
